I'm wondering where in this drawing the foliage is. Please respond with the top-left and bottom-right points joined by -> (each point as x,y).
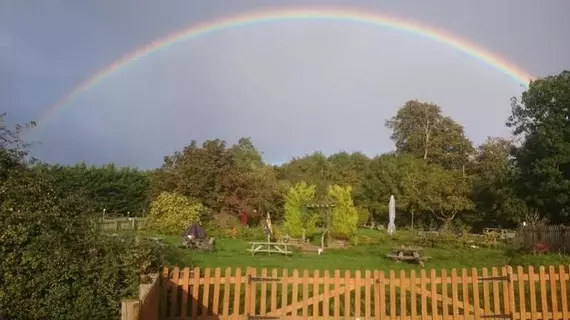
278,151 -> 370,199
144,192 -> 203,235
356,206 -> 371,225
151,138 -> 283,220
356,153 -> 415,216
283,182 -> 317,238
0,165 -> 163,319
34,163 -> 151,216
386,100 -> 473,170
328,185 -> 358,239
470,137 -> 525,227
507,70 -> 570,224
419,164 -> 475,227
411,231 -> 505,249
0,113 -> 36,178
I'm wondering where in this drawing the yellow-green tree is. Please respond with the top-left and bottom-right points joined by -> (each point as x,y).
328,185 -> 358,239
283,182 -> 317,238
145,192 -> 203,234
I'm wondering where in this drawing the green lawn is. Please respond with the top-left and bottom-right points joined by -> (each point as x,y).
136,229 -> 570,272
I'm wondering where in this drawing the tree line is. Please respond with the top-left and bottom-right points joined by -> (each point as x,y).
14,70 -> 570,231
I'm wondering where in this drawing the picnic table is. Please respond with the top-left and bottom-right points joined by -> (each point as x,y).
385,246 -> 430,266
248,242 -> 292,256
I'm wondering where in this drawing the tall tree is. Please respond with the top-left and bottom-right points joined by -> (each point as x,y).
151,139 -> 244,212
278,152 -> 335,197
507,70 -> 570,223
419,164 -> 474,228
386,100 -> 473,170
327,151 -> 370,187
471,137 -> 525,226
229,137 -> 263,169
355,153 -> 424,223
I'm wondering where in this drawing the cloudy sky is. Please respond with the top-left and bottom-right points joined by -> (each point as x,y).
1,0 -> 569,168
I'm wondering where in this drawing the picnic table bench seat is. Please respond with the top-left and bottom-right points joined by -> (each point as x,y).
248,242 -> 292,256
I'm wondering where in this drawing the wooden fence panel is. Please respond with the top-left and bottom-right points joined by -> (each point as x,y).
519,225 -> 570,253
152,265 -> 570,320
100,217 -> 146,232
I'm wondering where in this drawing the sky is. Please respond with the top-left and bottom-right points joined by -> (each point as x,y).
1,0 -> 569,168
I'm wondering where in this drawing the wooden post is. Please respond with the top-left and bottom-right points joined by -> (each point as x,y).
115,219 -> 119,231
121,299 -> 140,320
132,218 -> 136,230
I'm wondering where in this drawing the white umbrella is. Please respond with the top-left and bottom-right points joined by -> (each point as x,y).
266,212 -> 273,234
387,195 -> 396,235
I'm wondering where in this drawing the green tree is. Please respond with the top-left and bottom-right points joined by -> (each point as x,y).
507,70 -> 570,223
283,182 -> 317,237
328,185 -> 358,239
145,192 -> 203,234
356,154 -> 422,221
327,151 -> 370,187
229,137 -> 263,169
420,165 -> 474,228
151,139 -> 246,213
386,100 -> 474,170
471,137 -> 526,226
278,152 -> 335,198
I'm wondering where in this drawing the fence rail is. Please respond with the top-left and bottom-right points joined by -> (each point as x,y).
519,226 -> 570,253
155,265 -> 570,320
100,218 -> 146,232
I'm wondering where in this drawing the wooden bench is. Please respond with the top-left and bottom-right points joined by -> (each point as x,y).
248,242 -> 292,256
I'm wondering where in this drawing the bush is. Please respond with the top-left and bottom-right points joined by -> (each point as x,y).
411,230 -> 504,249
204,212 -> 241,238
284,182 -> 317,238
144,192 -> 203,234
0,167 -> 163,319
328,185 -> 358,239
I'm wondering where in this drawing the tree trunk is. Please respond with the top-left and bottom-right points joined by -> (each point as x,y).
423,118 -> 430,160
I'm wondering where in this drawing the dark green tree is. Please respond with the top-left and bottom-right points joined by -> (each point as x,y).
507,70 -> 570,223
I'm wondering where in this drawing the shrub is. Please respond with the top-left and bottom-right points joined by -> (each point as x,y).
204,212 -> 241,238
0,167 -> 164,320
328,185 -> 358,239
284,182 -> 317,238
144,192 -> 203,234
411,230 -> 504,249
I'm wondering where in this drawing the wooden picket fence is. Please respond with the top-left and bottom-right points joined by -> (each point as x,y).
126,265 -> 570,319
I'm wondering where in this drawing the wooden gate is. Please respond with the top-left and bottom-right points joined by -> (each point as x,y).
159,265 -> 570,319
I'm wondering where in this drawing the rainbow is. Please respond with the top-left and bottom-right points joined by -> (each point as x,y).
40,7 -> 533,125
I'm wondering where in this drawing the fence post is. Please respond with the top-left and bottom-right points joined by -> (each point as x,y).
121,299 -> 140,320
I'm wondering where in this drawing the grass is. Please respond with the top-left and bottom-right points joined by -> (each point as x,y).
132,228 -> 570,272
